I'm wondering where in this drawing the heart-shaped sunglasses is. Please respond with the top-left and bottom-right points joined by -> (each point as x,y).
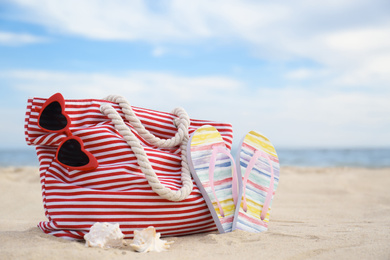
37,93 -> 98,171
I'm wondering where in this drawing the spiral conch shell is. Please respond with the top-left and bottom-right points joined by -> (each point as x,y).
84,222 -> 125,249
130,226 -> 173,253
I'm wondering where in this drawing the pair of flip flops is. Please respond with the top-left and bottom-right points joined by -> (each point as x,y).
187,125 -> 280,233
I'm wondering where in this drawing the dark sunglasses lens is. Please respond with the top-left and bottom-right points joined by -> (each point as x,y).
39,101 -> 68,131
58,139 -> 90,167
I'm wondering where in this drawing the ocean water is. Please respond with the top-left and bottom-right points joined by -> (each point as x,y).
276,148 -> 390,168
1,148 -> 389,168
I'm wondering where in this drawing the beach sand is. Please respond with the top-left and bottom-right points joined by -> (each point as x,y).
1,166 -> 389,259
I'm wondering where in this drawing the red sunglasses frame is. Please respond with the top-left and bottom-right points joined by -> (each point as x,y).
37,93 -> 98,171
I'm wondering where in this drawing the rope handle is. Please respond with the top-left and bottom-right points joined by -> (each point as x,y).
100,95 -> 193,201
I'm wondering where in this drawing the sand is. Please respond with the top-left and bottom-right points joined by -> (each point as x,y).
1,166 -> 389,260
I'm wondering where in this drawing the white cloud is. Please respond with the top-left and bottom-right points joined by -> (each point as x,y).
6,0 -> 390,87
0,31 -> 47,45
323,27 -> 390,53
284,68 -> 324,80
2,69 -> 390,148
2,70 -> 242,105
4,0 -> 294,44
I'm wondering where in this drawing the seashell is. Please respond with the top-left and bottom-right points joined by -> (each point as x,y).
84,222 -> 125,249
130,226 -> 173,253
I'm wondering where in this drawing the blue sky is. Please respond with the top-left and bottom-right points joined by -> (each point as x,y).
1,0 -> 390,149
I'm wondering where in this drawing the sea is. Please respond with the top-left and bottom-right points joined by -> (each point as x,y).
1,148 -> 389,168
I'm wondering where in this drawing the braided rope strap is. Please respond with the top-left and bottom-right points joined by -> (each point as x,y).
100,95 -> 193,201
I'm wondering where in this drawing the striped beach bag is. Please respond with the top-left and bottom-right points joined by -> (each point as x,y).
24,93 -> 233,240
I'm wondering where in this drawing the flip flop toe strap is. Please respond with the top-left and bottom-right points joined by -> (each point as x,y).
208,145 -> 238,218
242,150 -> 275,221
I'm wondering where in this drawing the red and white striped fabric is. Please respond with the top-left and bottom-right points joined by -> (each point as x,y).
24,96 -> 233,240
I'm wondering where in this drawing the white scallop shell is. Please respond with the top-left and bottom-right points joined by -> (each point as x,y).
84,222 -> 125,249
130,226 -> 173,253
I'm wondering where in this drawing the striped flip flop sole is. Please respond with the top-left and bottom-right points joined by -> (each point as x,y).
187,125 -> 240,233
235,130 -> 280,233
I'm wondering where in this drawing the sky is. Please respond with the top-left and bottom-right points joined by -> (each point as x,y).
0,0 -> 390,150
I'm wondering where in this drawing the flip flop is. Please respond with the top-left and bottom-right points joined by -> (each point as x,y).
187,125 -> 241,233
234,130 -> 280,233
